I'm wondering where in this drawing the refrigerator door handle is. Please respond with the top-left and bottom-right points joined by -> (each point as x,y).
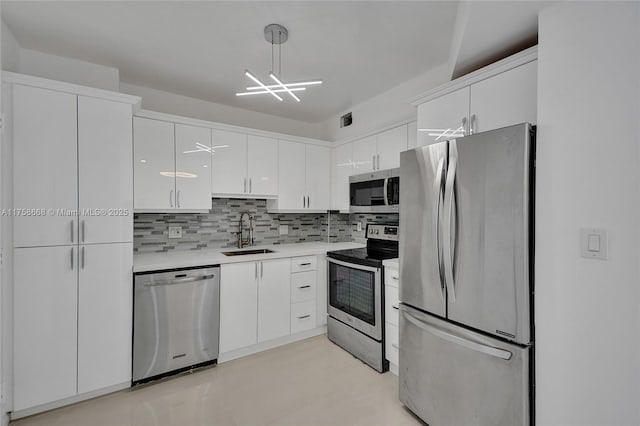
443,149 -> 457,302
402,310 -> 512,360
433,157 -> 446,300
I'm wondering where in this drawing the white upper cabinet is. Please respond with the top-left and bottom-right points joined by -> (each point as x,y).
376,124 -> 408,170
352,135 -> 377,173
417,86 -> 470,147
133,117 -> 175,210
175,124 -> 212,210
469,60 -> 537,134
13,84 -> 78,248
305,144 -> 330,210
211,129 -> 247,195
272,141 -> 330,211
415,52 -> 537,146
78,96 -> 133,244
134,118 -> 213,211
247,135 -> 278,196
276,140 -> 307,209
332,142 -> 354,212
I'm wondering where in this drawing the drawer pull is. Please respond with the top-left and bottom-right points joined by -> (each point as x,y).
297,314 -> 311,319
391,343 -> 399,350
299,285 -> 312,289
392,306 -> 399,310
299,262 -> 312,266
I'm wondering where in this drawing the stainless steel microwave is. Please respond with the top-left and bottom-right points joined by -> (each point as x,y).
349,168 -> 399,213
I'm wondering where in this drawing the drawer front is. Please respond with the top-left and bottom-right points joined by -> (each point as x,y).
385,285 -> 399,326
291,256 -> 317,273
291,300 -> 317,334
385,322 -> 399,365
291,271 -> 316,303
384,267 -> 400,288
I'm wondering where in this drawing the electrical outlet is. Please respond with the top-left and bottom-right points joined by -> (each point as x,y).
168,226 -> 182,239
356,222 -> 362,232
279,224 -> 289,235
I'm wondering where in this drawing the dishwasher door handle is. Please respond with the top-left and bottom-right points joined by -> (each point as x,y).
144,274 -> 215,287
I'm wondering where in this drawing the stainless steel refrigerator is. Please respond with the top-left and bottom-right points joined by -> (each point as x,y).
398,123 -> 534,426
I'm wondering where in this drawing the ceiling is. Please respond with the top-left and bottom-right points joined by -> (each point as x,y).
2,1 -> 459,123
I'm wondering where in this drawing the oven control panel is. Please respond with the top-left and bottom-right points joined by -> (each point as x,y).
366,224 -> 399,241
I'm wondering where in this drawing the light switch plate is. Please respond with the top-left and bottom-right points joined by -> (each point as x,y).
356,222 -> 362,232
581,228 -> 607,260
279,224 -> 289,235
168,226 -> 182,239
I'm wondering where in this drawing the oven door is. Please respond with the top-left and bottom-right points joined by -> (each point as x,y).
327,258 -> 382,341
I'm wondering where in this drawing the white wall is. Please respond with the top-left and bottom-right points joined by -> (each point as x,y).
18,49 -> 119,92
1,20 -> 19,72
323,63 -> 449,142
120,82 -> 328,140
536,2 -> 640,425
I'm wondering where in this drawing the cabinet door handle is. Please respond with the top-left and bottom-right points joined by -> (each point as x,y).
299,285 -> 311,289
81,220 -> 86,243
392,275 -> 399,280
307,196 -> 310,208
81,246 -> 85,269
392,306 -> 399,310
470,114 -> 476,135
255,262 -> 258,280
299,262 -> 311,266
70,247 -> 74,270
177,190 -> 181,208
303,195 -> 306,208
260,261 -> 263,278
297,315 -> 311,320
169,189 -> 174,207
70,220 -> 74,243
244,178 -> 247,193
377,154 -> 380,170
372,154 -> 375,170
249,178 -> 252,193
461,117 -> 467,136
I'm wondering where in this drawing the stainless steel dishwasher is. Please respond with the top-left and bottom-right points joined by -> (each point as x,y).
133,266 -> 220,384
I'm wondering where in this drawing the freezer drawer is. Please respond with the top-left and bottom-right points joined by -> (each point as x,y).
399,304 -> 530,426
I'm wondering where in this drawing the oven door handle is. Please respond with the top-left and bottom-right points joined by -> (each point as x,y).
327,257 -> 381,274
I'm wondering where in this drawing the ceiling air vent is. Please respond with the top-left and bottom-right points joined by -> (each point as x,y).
340,112 -> 352,128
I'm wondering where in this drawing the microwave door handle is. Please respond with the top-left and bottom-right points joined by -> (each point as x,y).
433,157 -> 446,301
443,146 -> 457,303
383,178 -> 389,206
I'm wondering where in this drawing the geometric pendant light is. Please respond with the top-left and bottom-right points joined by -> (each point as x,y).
235,24 -> 322,102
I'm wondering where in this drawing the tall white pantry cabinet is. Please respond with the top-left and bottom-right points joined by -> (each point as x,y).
4,74 -> 140,416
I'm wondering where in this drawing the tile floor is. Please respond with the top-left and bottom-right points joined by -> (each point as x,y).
12,335 -> 424,426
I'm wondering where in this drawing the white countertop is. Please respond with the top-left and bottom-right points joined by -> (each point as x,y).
383,258 -> 399,269
133,241 -> 365,273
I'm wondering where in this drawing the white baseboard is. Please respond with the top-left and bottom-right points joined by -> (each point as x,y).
219,325 -> 327,363
10,382 -> 130,420
389,361 -> 399,376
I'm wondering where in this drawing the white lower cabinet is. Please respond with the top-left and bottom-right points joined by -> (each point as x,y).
291,301 -> 317,334
219,262 -> 258,353
77,243 -> 133,394
258,259 -> 292,342
14,246 -> 78,411
384,265 -> 400,375
13,243 -> 133,411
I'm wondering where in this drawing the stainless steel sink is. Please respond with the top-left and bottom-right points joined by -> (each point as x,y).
222,248 -> 275,256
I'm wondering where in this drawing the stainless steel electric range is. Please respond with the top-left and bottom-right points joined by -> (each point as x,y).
326,223 -> 399,372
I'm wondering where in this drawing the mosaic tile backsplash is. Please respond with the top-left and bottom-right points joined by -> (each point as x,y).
134,198 -> 398,253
